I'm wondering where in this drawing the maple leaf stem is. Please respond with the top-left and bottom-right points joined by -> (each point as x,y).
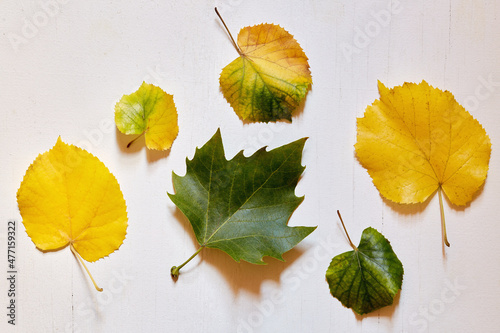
214,7 -> 242,56
70,244 -> 103,292
127,132 -> 145,148
337,210 -> 357,251
171,246 -> 204,278
438,187 -> 450,247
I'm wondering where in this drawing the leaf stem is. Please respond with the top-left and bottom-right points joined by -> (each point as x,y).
127,132 -> 145,148
171,247 -> 204,278
70,244 -> 103,292
214,7 -> 242,56
337,210 -> 357,251
438,187 -> 450,247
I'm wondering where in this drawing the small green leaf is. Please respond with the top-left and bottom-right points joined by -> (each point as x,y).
169,129 -> 316,277
326,214 -> 403,315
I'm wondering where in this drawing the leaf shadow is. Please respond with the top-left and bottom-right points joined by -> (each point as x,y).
204,245 -> 305,295
116,128 -> 143,153
439,181 -> 486,256
169,206 -> 204,277
115,128 -> 170,163
380,193 -> 433,216
147,148 -> 170,163
443,180 -> 486,212
353,291 -> 401,320
381,180 -> 487,257
37,244 -> 69,254
169,205 -> 305,295
380,180 -> 486,216
74,260 -> 105,319
290,85 -> 310,120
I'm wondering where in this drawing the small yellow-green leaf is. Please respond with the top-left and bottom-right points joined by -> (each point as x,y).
115,82 -> 179,150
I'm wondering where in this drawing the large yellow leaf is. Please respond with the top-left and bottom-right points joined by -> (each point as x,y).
17,138 -> 128,290
356,81 -> 491,245
219,19 -> 312,122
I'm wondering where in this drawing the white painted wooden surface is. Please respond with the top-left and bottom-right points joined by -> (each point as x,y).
1,1 -> 500,332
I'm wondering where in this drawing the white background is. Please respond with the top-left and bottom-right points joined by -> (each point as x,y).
1,0 -> 500,332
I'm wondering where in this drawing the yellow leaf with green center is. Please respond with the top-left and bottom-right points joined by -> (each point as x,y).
17,137 -> 128,291
115,82 -> 178,150
219,21 -> 312,122
355,81 -> 491,246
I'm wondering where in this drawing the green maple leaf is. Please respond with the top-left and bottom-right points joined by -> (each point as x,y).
326,212 -> 404,315
169,129 -> 316,277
